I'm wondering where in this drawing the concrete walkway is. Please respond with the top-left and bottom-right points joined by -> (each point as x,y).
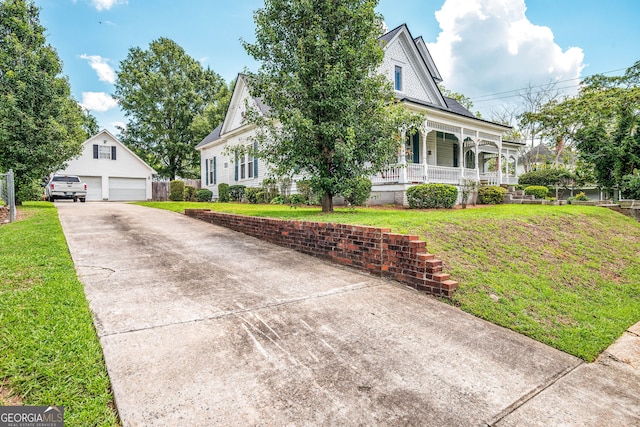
56,202 -> 640,426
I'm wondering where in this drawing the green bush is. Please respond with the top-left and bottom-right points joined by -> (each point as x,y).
477,186 -> 506,204
289,193 -> 305,205
229,185 -> 246,201
17,179 -> 44,203
195,188 -> 213,202
406,183 -> 458,209
184,185 -> 196,201
270,195 -> 285,204
169,180 -> 185,201
244,187 -> 265,204
295,180 -> 312,204
574,191 -> 589,201
342,177 -> 372,206
524,185 -> 550,199
621,172 -> 640,199
218,183 -> 230,202
519,169 -> 572,187
262,179 -> 280,203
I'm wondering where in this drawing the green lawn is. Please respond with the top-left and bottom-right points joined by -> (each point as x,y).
0,202 -> 119,426
138,201 -> 640,361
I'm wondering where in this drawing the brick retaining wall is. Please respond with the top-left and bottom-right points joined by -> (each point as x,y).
185,209 -> 458,297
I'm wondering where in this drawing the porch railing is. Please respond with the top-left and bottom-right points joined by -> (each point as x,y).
372,165 -> 518,186
407,164 -> 426,182
427,165 -> 461,183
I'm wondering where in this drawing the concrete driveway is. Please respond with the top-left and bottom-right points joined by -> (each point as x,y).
56,202 -> 640,426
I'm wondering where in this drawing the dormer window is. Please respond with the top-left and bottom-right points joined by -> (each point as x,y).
394,65 -> 403,91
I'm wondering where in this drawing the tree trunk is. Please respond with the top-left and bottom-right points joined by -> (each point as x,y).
321,191 -> 333,213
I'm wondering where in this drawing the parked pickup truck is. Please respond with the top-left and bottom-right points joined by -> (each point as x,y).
45,175 -> 87,202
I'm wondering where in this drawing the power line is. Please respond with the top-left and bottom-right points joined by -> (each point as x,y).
468,66 -> 629,102
473,83 -> 582,104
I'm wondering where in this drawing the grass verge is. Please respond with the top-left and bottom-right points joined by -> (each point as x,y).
0,202 -> 119,426
137,201 -> 640,361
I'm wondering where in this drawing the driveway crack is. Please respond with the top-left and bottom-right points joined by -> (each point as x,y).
484,361 -> 583,426
98,281 -> 382,338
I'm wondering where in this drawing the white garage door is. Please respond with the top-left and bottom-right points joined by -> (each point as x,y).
80,176 -> 102,201
109,177 -> 146,201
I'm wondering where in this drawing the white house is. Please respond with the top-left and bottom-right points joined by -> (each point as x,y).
196,24 -> 524,204
58,129 -> 156,201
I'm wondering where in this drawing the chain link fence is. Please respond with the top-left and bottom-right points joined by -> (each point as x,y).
0,170 -> 17,223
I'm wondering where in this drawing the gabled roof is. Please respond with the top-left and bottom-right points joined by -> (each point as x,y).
195,124 -> 222,149
413,36 -> 443,83
378,24 -> 404,45
84,129 -> 157,173
443,97 -> 476,119
197,24 -> 509,150
197,74 -> 271,150
379,24 -> 447,108
399,95 -> 511,130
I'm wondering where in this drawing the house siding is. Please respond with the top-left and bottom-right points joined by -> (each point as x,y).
379,32 -> 439,106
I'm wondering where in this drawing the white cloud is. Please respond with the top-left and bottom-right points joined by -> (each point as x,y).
91,0 -> 127,11
427,0 -> 584,114
80,92 -> 118,112
111,121 -> 127,131
80,54 -> 116,84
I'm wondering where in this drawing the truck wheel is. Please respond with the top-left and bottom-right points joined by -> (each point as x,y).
80,198 -> 86,203
73,197 -> 77,203
49,196 -> 55,202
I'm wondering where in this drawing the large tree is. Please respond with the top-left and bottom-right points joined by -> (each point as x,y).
523,62 -> 640,191
243,0 -> 418,213
189,79 -> 234,143
114,38 -> 225,179
0,0 -> 86,203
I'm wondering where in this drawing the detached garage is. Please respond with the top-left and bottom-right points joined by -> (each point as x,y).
58,130 -> 156,201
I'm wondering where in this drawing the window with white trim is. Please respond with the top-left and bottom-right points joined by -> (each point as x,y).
208,158 -> 215,185
394,65 -> 403,92
98,145 -> 112,159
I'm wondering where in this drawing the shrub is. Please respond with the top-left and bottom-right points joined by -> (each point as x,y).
342,177 -> 372,206
289,193 -> 306,205
270,195 -> 285,204
295,180 -> 313,204
244,187 -> 265,204
524,185 -> 550,199
406,183 -> 458,209
519,169 -> 565,186
477,186 -> 506,204
228,185 -> 246,202
575,191 -> 589,201
459,178 -> 478,208
621,172 -> 640,199
195,188 -> 213,202
218,183 -> 230,202
169,180 -> 185,201
262,179 -> 279,203
184,185 -> 196,201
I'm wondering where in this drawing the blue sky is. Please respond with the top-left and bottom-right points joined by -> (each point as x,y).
36,0 -> 640,134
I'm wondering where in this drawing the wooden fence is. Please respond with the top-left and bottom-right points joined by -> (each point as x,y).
152,179 -> 201,201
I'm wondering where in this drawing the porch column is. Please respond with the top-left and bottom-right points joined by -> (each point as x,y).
459,127 -> 464,179
420,122 -> 431,183
497,136 -> 503,185
399,130 -> 407,184
474,131 -> 480,182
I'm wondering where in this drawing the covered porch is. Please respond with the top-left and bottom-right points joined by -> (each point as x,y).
372,119 -> 521,187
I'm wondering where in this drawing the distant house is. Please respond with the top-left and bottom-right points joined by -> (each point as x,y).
197,24 -> 524,204
57,129 -> 156,201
